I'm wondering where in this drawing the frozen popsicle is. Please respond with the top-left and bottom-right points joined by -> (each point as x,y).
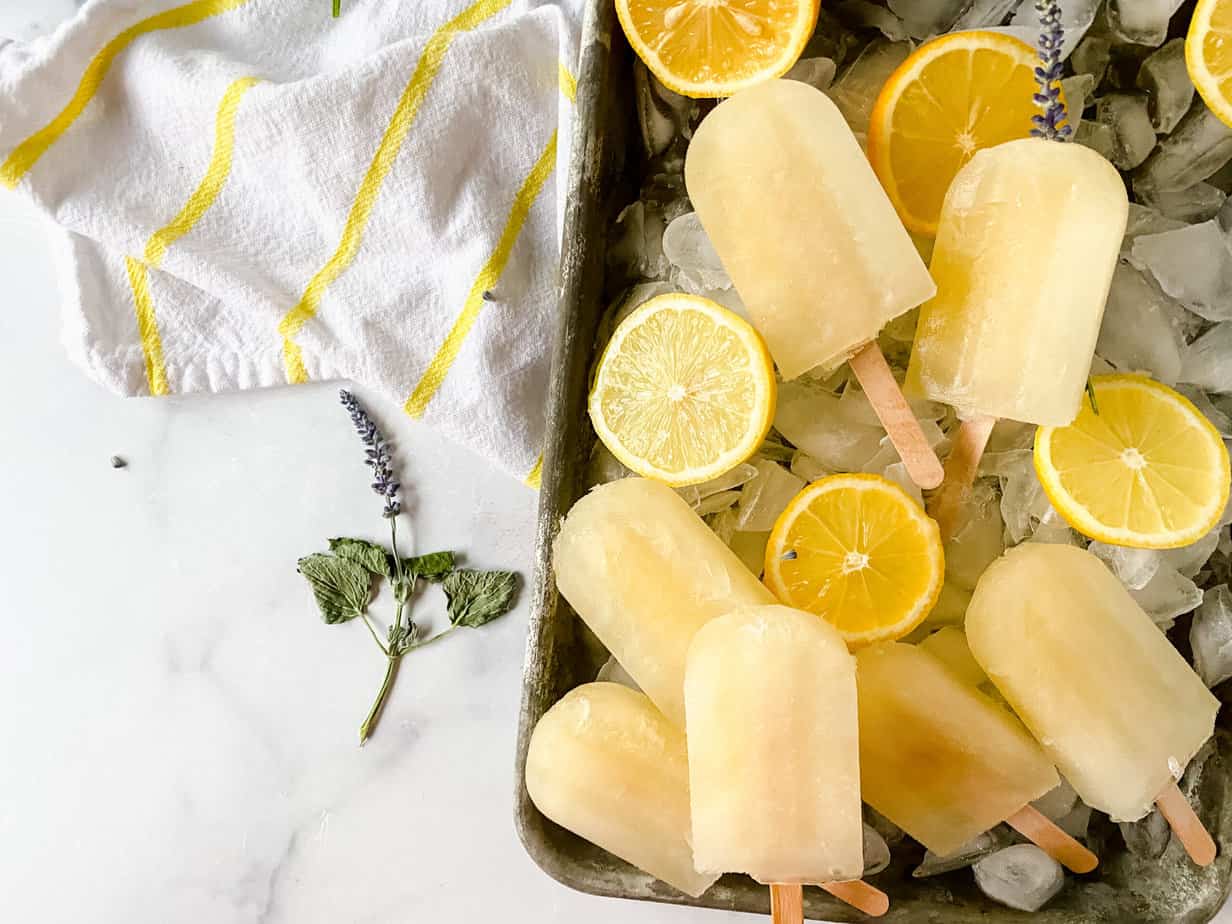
967,543 -> 1219,865
524,682 -> 718,897
905,138 -> 1128,540
553,477 -> 774,728
686,79 -> 943,491
685,604 -> 888,918
856,642 -> 1097,873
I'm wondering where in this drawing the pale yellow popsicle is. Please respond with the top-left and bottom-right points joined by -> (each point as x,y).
685,605 -> 863,884
906,138 -> 1128,427
524,682 -> 718,897
967,544 -> 1219,822
857,642 -> 1059,856
553,477 -> 774,727
686,79 -> 937,381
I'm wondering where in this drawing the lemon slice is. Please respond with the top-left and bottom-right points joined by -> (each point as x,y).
764,474 -> 945,647
867,31 -> 1053,235
615,0 -> 818,98
589,293 -> 776,487
1035,374 -> 1231,549
1188,0 -> 1232,130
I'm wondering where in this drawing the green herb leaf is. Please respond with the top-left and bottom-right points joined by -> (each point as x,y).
328,537 -> 391,577
403,550 -> 456,582
298,554 -> 374,624
442,569 -> 519,629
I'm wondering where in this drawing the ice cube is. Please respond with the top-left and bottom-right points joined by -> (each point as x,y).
634,61 -> 699,158
1072,34 -> 1112,84
946,481 -> 1006,590
789,450 -> 831,483
974,845 -> 1065,912
865,806 -> 906,846
927,580 -> 974,628
736,460 -> 805,532
1123,203 -> 1189,246
835,0 -> 909,40
1129,563 -> 1203,629
996,453 -> 1056,545
837,383 -> 945,426
675,462 -> 759,509
1141,182 -> 1227,223
1075,120 -> 1118,163
783,56 -> 838,92
1119,809 -> 1172,858
1136,39 -> 1195,133
774,381 -> 885,471
729,530 -> 770,576
881,461 -> 924,507
913,829 -> 1011,878
1108,0 -> 1184,47
1135,99 -> 1232,196
1033,779 -> 1080,822
1060,73 -> 1097,120
1190,585 -> 1232,687
708,508 -> 738,544
953,0 -> 1025,28
1130,220 -> 1232,322
596,655 -> 642,690
701,285 -> 752,323
1027,518 -> 1079,545
1090,540 -> 1163,589
1059,802 -> 1093,839
888,0 -> 967,37
1162,523 -> 1224,575
862,824 -> 892,876
608,201 -> 669,281
662,212 -> 732,293
862,421 -> 948,474
1097,93 -> 1158,170
828,39 -> 912,144
1181,323 -> 1232,393
1096,263 -> 1185,385
1001,0 -> 1099,57
694,490 -> 741,516
1176,386 -> 1232,438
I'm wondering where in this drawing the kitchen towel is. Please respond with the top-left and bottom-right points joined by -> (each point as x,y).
0,0 -> 584,485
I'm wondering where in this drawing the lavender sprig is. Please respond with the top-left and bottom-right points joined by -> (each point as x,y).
1030,0 -> 1073,142
340,389 -> 401,518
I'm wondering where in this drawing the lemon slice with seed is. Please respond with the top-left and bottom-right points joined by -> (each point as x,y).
764,474 -> 945,648
1034,374 -> 1231,549
589,293 -> 776,487
1187,0 -> 1232,130
615,0 -> 819,99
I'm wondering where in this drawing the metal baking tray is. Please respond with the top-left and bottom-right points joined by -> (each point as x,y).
513,0 -> 1232,918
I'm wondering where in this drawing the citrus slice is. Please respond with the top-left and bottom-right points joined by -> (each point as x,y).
867,31 -> 1052,235
1034,374 -> 1231,549
589,293 -> 776,487
1187,0 -> 1232,129
615,0 -> 818,98
763,474 -> 945,647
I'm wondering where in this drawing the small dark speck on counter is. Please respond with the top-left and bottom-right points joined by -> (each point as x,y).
481,290 -> 496,302
110,456 -> 127,469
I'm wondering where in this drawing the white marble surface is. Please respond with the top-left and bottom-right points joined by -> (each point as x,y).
2,4 -> 1229,923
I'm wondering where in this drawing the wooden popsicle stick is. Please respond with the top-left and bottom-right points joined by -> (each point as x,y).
1157,780 -> 1217,866
822,879 -> 890,917
1006,804 -> 1099,874
848,343 -> 944,490
927,413 -> 998,543
770,884 -> 803,924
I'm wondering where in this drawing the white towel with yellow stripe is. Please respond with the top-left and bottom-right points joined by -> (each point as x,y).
0,0 -> 583,485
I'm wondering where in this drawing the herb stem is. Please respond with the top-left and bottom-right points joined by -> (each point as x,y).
332,0 -> 340,17
407,625 -> 458,652
359,654 -> 401,745
361,613 -> 389,655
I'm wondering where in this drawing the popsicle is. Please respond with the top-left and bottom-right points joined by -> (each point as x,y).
686,78 -> 943,490
685,605 -> 888,918
967,543 -> 1219,865
553,477 -> 775,728
904,138 -> 1128,540
856,641 -> 1097,873
524,682 -> 718,897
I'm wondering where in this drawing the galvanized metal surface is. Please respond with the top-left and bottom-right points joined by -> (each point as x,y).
513,2 -> 1232,918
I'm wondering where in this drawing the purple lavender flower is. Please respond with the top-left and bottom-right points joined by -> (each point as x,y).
1031,0 -> 1073,141
339,390 -> 401,518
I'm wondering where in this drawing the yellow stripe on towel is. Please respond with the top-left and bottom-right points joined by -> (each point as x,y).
558,61 -> 576,103
403,131 -> 557,420
124,76 -> 260,396
0,0 -> 252,189
278,0 -> 515,385
524,453 -> 544,490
